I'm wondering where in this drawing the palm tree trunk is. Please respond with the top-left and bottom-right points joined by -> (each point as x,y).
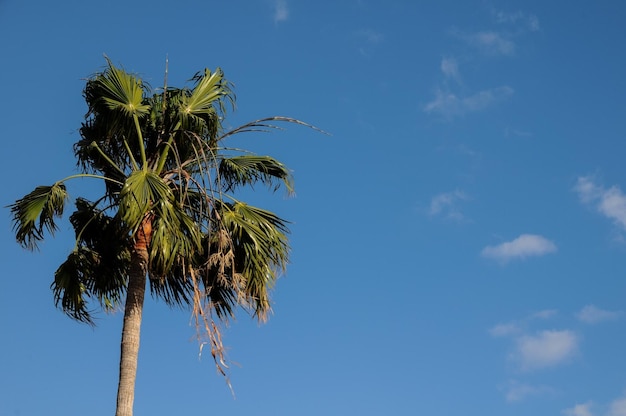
115,218 -> 152,416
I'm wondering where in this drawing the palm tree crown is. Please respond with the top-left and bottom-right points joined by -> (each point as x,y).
9,58 -> 318,414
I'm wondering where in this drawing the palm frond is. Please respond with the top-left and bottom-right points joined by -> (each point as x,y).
83,58 -> 152,169
217,201 -> 290,320
9,182 -> 68,250
87,57 -> 150,119
153,69 -> 232,175
219,155 -> 294,193
69,198 -> 130,310
218,116 -> 330,142
118,170 -> 173,231
149,197 -> 202,279
8,58 -> 323,388
199,228 -> 240,321
53,243 -> 127,325
182,68 -> 233,126
148,271 -> 193,308
205,277 -> 239,320
53,248 -> 98,324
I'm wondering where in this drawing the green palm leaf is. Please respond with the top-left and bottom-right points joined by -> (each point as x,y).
88,57 -> 150,119
219,155 -> 294,193
218,116 -> 329,142
84,58 -> 151,168
181,68 -> 231,124
154,69 -> 232,175
9,182 -> 68,250
217,201 -> 290,320
68,198 -> 130,309
118,170 -> 172,231
149,197 -> 202,279
53,248 -> 97,324
9,58 -> 323,408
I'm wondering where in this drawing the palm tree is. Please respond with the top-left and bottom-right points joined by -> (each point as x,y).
9,58 -> 319,416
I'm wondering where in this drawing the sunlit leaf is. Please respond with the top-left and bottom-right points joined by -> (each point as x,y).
118,170 -> 173,231
87,57 -> 150,119
9,182 -> 68,250
219,155 -> 294,193
9,58 -> 324,385
216,201 -> 290,320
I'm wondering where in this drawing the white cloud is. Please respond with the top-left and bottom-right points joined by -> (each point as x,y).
562,402 -> 594,416
490,310 -> 556,338
481,234 -> 557,263
514,330 -> 578,371
429,190 -> 468,220
424,86 -> 513,118
596,188 -> 626,228
494,10 -> 524,24
492,313 -> 583,402
563,394 -> 626,416
609,396 -> 626,416
575,176 -> 626,231
563,395 -> 626,416
490,322 -> 521,338
441,57 -> 460,82
504,380 -> 552,402
532,309 -> 558,319
493,10 -> 541,32
272,0 -> 289,23
577,305 -> 620,324
465,31 -> 515,56
528,15 -> 541,32
574,176 -> 601,203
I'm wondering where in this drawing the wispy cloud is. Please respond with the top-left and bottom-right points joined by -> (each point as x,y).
493,10 -> 541,32
490,322 -> 522,338
504,380 -> 553,402
491,312 -> 577,374
452,29 -> 516,56
440,57 -> 461,82
272,0 -> 289,23
356,29 -> 384,44
562,402 -> 594,416
574,176 -> 600,204
457,10 -> 540,60
492,311 -> 582,402
514,330 -> 578,371
532,309 -> 558,319
528,15 -> 540,31
575,176 -> 626,231
429,190 -> 468,221
576,305 -> 620,324
424,86 -> 513,119
493,10 -> 524,24
490,310 -> 555,338
490,309 -> 557,338
481,234 -> 557,263
609,396 -> 626,416
469,31 -> 516,55
354,29 -> 384,57
504,127 -> 533,138
563,394 -> 626,416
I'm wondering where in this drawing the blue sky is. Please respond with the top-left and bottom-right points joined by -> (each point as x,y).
2,1 -> 626,415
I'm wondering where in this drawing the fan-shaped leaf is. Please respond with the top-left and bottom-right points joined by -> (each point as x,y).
219,155 -> 294,193
118,170 -> 173,231
9,182 -> 68,250
88,58 -> 150,119
216,201 -> 290,320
